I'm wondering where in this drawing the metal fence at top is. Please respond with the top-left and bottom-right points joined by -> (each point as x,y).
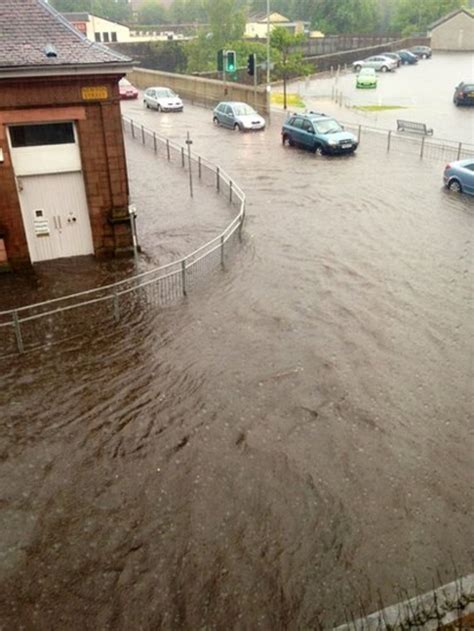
0,117 -> 246,358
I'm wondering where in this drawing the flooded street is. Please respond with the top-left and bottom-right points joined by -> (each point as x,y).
0,74 -> 473,628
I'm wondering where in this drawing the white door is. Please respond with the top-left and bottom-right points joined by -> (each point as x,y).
17,172 -> 94,263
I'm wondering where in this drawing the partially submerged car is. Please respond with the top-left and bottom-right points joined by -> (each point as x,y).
396,50 -> 418,65
356,67 -> 377,88
453,82 -> 474,106
443,159 -> 474,195
281,111 -> 358,155
143,87 -> 183,112
119,78 -> 138,100
213,101 -> 265,131
410,45 -> 432,59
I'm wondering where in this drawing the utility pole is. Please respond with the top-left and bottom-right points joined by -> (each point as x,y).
266,0 -> 271,124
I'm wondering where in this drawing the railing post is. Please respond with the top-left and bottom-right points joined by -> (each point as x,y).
113,292 -> 120,323
457,142 -> 462,160
387,130 -> 391,152
141,125 -> 145,144
181,260 -> 187,296
216,167 -> 220,192
153,131 -> 157,153
12,310 -> 24,354
229,181 -> 233,203
239,207 -> 245,242
220,235 -> 225,268
420,135 -> 425,159
166,139 -> 170,161
131,120 -> 135,139
357,124 -> 361,144
181,147 -> 185,168
198,156 -> 202,179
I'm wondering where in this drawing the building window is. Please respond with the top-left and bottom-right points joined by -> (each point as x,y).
9,123 -> 75,148
95,32 -> 101,42
103,32 -> 110,42
111,32 -> 117,42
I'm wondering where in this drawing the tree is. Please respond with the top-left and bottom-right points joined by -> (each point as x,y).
309,0 -> 379,33
137,0 -> 169,25
206,0 -> 246,48
50,0 -> 132,23
270,26 -> 312,109
391,0 -> 468,35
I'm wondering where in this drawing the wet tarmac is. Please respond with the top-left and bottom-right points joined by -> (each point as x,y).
0,91 -> 473,628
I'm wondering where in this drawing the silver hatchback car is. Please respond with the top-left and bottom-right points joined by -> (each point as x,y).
352,55 -> 398,73
213,101 -> 265,131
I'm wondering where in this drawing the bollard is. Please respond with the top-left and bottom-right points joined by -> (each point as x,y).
12,310 -> 24,354
457,142 -> 462,160
229,181 -> 233,203
216,167 -> 220,192
181,147 -> 185,167
166,139 -> 170,161
141,125 -> 145,144
420,135 -> 425,159
181,260 -> 187,296
131,120 -> 135,139
220,235 -> 225,268
153,132 -> 157,153
198,156 -> 202,179
387,130 -> 392,152
357,124 -> 361,144
113,292 -> 120,323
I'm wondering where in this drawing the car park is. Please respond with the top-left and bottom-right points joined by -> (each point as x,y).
119,78 -> 138,100
453,82 -> 474,106
356,67 -> 377,88
443,159 -> 474,195
410,45 -> 432,59
213,101 -> 265,131
281,112 -> 358,155
352,55 -> 397,73
396,50 -> 418,65
380,52 -> 402,67
143,87 -> 183,112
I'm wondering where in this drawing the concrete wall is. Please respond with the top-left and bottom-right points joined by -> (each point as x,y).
128,67 -> 271,114
430,12 -> 474,51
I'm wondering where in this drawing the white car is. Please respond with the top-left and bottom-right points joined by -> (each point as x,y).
143,87 -> 183,112
352,55 -> 398,73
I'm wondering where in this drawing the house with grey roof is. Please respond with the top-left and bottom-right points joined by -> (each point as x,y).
428,8 -> 474,51
0,0 -> 134,269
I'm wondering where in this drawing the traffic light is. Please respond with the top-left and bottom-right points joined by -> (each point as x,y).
217,49 -> 224,72
247,53 -> 256,76
225,50 -> 236,73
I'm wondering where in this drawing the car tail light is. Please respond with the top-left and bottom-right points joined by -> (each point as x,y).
445,163 -> 451,171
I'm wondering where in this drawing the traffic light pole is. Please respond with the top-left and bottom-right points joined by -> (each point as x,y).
254,60 -> 258,109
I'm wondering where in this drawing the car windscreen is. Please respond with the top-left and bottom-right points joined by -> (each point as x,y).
314,119 -> 342,134
233,104 -> 256,116
156,89 -> 176,98
462,84 -> 474,91
360,68 -> 375,75
120,79 -> 131,86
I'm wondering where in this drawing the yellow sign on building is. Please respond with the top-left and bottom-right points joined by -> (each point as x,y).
81,86 -> 108,100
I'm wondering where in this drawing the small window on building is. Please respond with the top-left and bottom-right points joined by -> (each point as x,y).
111,32 -> 117,42
103,32 -> 110,43
95,32 -> 101,42
9,123 -> 75,148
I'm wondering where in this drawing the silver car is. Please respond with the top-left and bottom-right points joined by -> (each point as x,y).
352,55 -> 398,73
213,101 -> 265,131
143,87 -> 183,112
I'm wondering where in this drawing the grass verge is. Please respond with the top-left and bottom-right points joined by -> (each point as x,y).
271,93 -> 306,108
353,105 -> 407,111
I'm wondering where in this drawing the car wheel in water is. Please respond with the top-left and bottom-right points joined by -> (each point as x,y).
156,104 -> 162,112
234,123 -> 241,132
144,101 -> 149,109
315,145 -> 325,156
381,65 -> 388,72
213,116 -> 220,126
354,65 -> 362,72
448,179 -> 462,193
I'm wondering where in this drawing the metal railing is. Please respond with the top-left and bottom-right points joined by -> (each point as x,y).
0,117 -> 246,357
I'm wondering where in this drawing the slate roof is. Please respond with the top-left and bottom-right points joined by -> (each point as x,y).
0,0 -> 132,71
429,8 -> 474,30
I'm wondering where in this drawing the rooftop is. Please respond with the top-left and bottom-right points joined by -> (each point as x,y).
0,0 -> 131,72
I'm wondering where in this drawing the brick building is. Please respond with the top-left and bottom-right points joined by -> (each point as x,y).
0,0 -> 134,270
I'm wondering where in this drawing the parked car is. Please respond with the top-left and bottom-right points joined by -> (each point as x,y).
396,50 -> 418,65
213,101 -> 265,131
453,82 -> 474,106
380,52 -> 402,67
281,112 -> 358,155
352,55 -> 397,73
119,78 -> 138,100
356,67 -> 377,88
143,87 -> 183,112
443,159 -> 474,195
410,45 -> 432,59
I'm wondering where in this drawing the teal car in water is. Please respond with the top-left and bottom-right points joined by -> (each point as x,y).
281,112 -> 358,155
356,67 -> 377,88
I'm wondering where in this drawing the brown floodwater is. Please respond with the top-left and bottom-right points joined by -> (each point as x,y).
0,99 -> 472,629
